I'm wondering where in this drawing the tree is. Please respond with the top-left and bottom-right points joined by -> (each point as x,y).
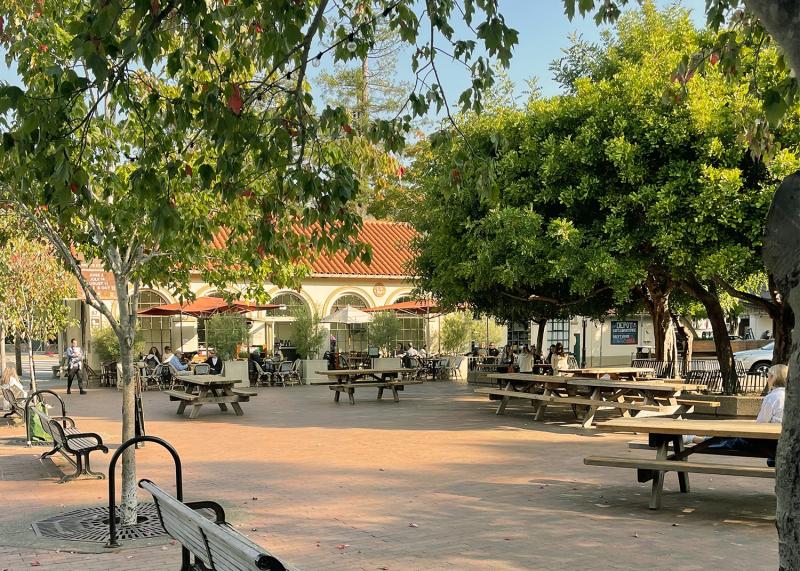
0,236 -> 77,392
292,308 -> 325,360
0,0 -> 518,525
564,1 -> 800,567
205,315 -> 248,361
367,311 -> 401,354
438,311 -> 473,355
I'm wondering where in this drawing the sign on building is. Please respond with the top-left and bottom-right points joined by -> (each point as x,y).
610,320 -> 638,345
80,269 -> 117,300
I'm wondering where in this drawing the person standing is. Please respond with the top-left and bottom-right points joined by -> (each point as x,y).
517,345 -> 534,374
550,342 -> 570,376
65,338 -> 86,394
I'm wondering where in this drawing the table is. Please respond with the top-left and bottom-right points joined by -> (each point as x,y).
316,368 -> 420,404
480,373 -> 706,428
588,417 -> 779,508
560,366 -> 655,379
168,374 -> 255,419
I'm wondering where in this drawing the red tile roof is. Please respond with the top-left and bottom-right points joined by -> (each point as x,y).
213,220 -> 416,278
311,220 -> 416,277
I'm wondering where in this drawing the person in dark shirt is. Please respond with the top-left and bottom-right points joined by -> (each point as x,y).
205,349 -> 223,375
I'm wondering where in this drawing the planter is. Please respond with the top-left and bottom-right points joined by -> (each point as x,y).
222,360 -> 249,388
690,394 -> 763,417
301,359 -> 330,385
372,357 -> 402,370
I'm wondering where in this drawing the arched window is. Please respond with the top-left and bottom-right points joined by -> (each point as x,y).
329,293 -> 369,353
393,296 -> 425,351
271,292 -> 309,318
138,290 -> 171,354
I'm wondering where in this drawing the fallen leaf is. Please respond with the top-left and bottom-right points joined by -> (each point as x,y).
30,563 -> 41,567
337,544 -> 350,550
408,522 -> 418,528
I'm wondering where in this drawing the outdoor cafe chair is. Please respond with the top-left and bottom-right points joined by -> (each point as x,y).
192,363 -> 210,375
253,361 -> 272,387
448,355 -> 464,380
273,361 -> 298,387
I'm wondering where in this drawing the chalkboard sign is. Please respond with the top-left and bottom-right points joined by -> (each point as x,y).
611,321 -> 638,345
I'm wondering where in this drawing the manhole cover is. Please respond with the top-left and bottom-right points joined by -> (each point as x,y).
32,503 -> 168,543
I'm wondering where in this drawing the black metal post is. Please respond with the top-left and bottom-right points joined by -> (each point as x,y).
581,319 -> 587,368
105,435 -> 183,549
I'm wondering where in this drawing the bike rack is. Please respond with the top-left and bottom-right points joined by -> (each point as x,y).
24,390 -> 66,447
105,435 -> 183,551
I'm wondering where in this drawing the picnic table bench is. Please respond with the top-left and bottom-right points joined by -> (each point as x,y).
316,369 -> 422,405
140,479 -> 295,570
32,406 -> 108,482
559,366 -> 655,379
586,417 -> 779,509
480,373 -> 708,428
169,374 -> 256,419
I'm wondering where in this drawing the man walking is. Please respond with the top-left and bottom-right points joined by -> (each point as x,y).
65,338 -> 86,395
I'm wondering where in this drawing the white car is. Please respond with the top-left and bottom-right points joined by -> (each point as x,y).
734,342 -> 774,375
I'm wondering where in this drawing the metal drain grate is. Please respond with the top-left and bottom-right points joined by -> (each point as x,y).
32,503 -> 168,543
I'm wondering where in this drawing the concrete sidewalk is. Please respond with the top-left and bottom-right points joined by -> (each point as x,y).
0,381 -> 777,570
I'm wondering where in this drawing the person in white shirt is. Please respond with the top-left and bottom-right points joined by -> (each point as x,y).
756,364 -> 786,424
419,345 -> 428,359
406,343 -> 419,358
162,346 -> 174,365
517,345 -> 533,373
1,364 -> 27,410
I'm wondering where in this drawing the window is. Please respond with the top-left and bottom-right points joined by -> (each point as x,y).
329,294 -> 369,353
138,290 -> 171,353
270,292 -> 309,318
547,319 -> 570,348
393,295 -> 425,350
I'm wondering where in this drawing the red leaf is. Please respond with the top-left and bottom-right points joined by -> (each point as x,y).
70,182 -> 78,193
397,166 -> 405,177
184,164 -> 192,176
223,0 -> 230,4
227,83 -> 243,115
709,53 -> 719,65
342,124 -> 353,134
151,0 -> 160,15
241,189 -> 254,199
38,43 -> 48,52
254,23 -> 262,33
0,16 -> 4,33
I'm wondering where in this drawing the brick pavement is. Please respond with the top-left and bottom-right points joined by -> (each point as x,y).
0,381 -> 777,570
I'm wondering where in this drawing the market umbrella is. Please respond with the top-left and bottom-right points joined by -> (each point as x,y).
320,305 -> 373,353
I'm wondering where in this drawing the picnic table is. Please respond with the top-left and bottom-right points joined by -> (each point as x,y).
587,417 -> 779,509
559,366 -> 655,379
478,373 -> 709,428
315,368 -> 421,404
167,374 -> 256,419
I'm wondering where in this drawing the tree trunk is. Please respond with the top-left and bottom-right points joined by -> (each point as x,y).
0,322 -> 6,370
771,292 -> 795,365
14,335 -> 22,377
26,339 -> 37,393
681,277 -> 738,394
115,281 -> 138,527
534,318 -> 547,355
642,274 -> 673,361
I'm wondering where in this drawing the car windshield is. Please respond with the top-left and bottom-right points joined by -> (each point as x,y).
762,342 -> 774,351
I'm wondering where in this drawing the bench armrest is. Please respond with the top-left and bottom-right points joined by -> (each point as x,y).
65,431 -> 108,451
50,416 -> 76,428
185,500 -> 226,524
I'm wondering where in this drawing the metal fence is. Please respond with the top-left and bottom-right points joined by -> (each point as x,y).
631,358 -> 766,395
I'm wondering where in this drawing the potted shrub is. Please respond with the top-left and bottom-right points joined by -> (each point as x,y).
292,308 -> 327,384
205,314 -> 249,387
92,327 -> 145,388
367,311 -> 403,370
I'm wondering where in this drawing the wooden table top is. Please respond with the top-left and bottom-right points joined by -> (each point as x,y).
176,373 -> 237,386
598,417 -> 781,439
316,368 -> 412,376
487,373 -> 701,391
563,367 -> 654,375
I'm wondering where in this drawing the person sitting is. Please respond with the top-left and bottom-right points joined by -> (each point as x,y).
205,349 -> 223,375
144,346 -> 161,368
162,345 -> 174,365
517,345 -> 534,374
1,364 -> 26,410
406,343 -> 419,358
419,345 -> 428,359
550,343 -> 570,375
168,350 -> 189,372
487,343 -> 500,358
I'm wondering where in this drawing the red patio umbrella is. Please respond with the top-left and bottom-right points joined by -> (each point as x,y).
363,299 -> 440,315
138,296 -> 278,317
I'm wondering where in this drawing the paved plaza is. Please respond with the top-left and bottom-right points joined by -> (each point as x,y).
0,381 -> 777,570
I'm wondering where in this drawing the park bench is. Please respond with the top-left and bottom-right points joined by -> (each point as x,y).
2,386 -> 25,423
139,479 -> 294,570
330,380 -> 424,404
33,406 -> 108,482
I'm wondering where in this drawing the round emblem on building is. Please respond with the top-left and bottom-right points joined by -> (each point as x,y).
373,283 -> 386,297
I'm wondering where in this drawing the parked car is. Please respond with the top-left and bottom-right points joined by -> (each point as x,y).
733,342 -> 774,376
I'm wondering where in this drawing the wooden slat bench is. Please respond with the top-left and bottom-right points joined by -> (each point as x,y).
33,407 -> 108,482
330,380 -> 423,405
584,456 -> 775,478
2,387 -> 25,424
139,479 -> 296,570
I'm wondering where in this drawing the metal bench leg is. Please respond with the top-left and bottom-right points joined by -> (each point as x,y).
40,446 -> 59,460
60,454 -> 83,483
334,388 -> 341,403
348,388 -> 355,405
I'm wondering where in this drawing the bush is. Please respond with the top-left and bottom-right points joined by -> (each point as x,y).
439,312 -> 473,355
292,308 -> 325,359
367,311 -> 401,354
205,314 -> 248,360
92,327 -> 145,363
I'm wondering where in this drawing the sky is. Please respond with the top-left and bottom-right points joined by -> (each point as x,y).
0,0 -> 707,105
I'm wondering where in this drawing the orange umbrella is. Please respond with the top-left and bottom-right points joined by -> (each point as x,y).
363,299 -> 439,315
138,296 -> 278,317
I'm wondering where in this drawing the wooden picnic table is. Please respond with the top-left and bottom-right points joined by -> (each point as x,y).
478,373 -> 708,428
315,368 -> 420,404
168,374 -> 256,419
587,417 -> 779,509
560,366 -> 655,379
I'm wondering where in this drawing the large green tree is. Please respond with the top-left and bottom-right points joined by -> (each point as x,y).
0,0 -> 517,524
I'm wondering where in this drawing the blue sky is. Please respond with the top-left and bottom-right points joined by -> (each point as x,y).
0,0 -> 706,101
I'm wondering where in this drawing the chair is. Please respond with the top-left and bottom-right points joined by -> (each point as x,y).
253,361 -> 272,387
193,363 -> 210,375
142,363 -> 167,391
274,360 -> 300,387
448,355 -> 464,379
437,357 -> 450,380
